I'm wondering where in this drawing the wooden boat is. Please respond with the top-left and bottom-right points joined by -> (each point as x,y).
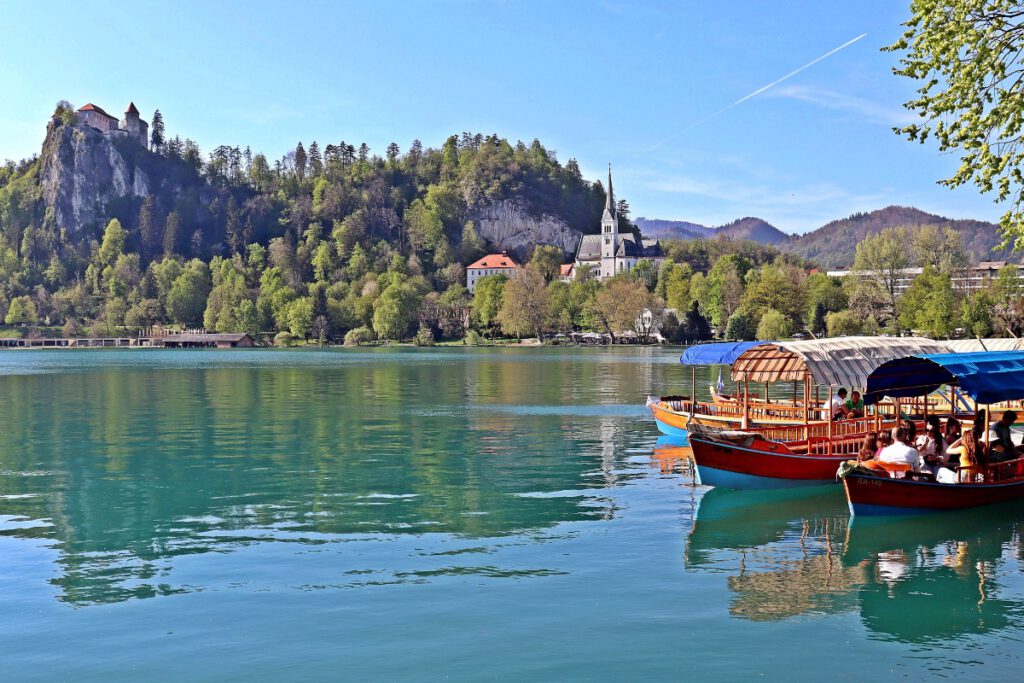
649,337 -> 951,438
683,337 -> 957,489
840,350 -> 1024,516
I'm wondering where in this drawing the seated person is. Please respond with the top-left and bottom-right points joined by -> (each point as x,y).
915,424 -> 945,473
876,430 -> 893,457
829,388 -> 848,420
878,426 -> 920,477
990,410 -> 1023,462
944,417 -> 962,444
858,432 -> 879,462
947,427 -> 986,482
843,390 -> 865,419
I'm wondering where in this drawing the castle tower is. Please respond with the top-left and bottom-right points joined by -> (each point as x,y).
120,102 -> 149,146
600,163 -> 618,278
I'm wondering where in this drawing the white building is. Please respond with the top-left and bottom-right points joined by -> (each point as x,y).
827,261 -> 1024,296
571,165 -> 664,279
466,252 -> 522,293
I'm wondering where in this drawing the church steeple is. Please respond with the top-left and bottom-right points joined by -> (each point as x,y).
603,163 -> 616,220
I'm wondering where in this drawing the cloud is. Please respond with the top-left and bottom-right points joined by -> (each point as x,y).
768,84 -> 916,126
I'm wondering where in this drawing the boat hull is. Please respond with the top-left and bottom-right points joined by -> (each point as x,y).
843,472 -> 1024,516
689,435 -> 847,490
646,398 -> 691,439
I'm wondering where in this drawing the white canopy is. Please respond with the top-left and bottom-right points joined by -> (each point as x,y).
730,336 -> 952,389
944,338 -> 1024,353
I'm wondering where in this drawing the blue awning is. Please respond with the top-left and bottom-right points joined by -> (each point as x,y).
680,341 -> 761,366
864,350 -> 1024,405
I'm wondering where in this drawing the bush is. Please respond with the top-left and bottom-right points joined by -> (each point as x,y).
344,326 -> 375,346
413,323 -> 435,347
464,329 -> 484,346
274,331 -> 296,347
756,308 -> 793,340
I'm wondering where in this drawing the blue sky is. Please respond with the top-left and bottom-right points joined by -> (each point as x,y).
0,0 -> 1001,233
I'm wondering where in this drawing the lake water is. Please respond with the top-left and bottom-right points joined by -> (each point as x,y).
2,348 -> 1024,680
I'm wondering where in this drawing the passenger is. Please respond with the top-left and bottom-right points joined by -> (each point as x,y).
947,425 -> 986,482
829,388 -> 848,420
926,415 -> 942,434
916,424 -> 945,473
844,390 -> 865,419
877,430 -> 893,457
902,419 -> 918,445
991,410 -> 1023,461
878,426 -> 920,476
858,432 -> 879,462
944,417 -> 962,444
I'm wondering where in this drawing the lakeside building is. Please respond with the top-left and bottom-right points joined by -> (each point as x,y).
570,165 -> 664,280
466,252 -> 522,293
827,261 -> 1024,296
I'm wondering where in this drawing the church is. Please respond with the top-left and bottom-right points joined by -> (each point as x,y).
571,166 -> 664,280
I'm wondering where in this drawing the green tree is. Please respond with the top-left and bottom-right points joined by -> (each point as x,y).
97,218 -> 127,268
887,1 -> 1024,249
166,260 -> 211,326
496,266 -> 552,339
897,265 -> 957,337
471,274 -> 507,334
593,276 -> 664,344
373,282 -> 419,341
825,310 -> 864,337
804,273 -> 848,335
529,244 -> 564,283
852,227 -> 912,323
755,308 -> 792,341
725,310 -> 757,341
960,290 -> 995,338
287,297 -> 314,339
4,295 -> 37,325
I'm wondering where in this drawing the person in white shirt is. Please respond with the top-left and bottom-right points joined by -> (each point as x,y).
878,426 -> 920,477
829,388 -> 848,420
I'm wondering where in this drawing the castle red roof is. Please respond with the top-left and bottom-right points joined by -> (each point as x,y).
77,103 -> 117,120
125,102 -> 139,115
467,254 -> 521,270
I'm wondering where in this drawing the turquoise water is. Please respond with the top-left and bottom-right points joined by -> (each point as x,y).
2,348 -> 1024,680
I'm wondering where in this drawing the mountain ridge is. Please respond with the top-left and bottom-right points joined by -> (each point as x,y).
638,206 -> 1013,268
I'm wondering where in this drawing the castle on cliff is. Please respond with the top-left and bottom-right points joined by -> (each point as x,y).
76,102 -> 149,147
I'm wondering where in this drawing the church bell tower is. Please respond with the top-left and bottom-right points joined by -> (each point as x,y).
600,164 -> 618,277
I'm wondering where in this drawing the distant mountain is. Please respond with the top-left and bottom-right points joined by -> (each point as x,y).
779,206 -> 1010,268
639,205 -> 1011,269
634,217 -> 713,240
715,217 -> 788,245
634,215 -> 787,244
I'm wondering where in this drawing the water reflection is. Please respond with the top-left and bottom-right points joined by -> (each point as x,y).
684,482 -> 1024,643
0,349 -> 657,606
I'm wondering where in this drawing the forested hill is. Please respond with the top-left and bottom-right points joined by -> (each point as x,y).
2,103 -> 622,271
778,206 -> 1009,268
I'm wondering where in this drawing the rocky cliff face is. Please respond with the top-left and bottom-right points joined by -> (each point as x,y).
469,200 -> 582,261
39,119 -> 151,234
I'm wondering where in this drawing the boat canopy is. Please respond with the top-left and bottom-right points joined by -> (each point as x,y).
679,341 -> 761,366
864,350 -> 1024,405
944,338 -> 1024,353
730,336 -> 951,389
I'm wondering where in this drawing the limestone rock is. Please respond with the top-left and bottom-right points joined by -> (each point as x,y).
468,199 -> 582,262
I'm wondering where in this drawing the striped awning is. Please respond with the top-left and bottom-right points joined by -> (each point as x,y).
730,336 -> 952,389
944,338 -> 1024,353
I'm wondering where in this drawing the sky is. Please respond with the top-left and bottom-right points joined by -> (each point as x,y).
0,0 -> 1002,233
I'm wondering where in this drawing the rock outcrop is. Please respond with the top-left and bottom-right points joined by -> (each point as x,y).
469,200 -> 582,261
39,119 -> 152,234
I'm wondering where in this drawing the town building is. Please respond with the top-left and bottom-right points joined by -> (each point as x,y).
466,252 -> 522,293
827,261 -> 1024,297
571,165 -> 664,279
76,102 -> 150,147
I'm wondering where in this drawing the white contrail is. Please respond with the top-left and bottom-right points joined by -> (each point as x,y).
645,32 -> 868,152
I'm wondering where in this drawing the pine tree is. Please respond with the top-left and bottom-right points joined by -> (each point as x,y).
150,109 -> 165,153
163,212 -> 181,256
225,196 -> 242,255
138,196 -> 158,260
295,142 -> 307,181
308,141 -> 322,177
386,142 -> 400,163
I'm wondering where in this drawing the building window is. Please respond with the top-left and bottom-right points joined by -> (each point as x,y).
604,237 -> 610,245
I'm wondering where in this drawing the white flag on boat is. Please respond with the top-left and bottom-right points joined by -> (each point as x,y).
717,368 -> 725,395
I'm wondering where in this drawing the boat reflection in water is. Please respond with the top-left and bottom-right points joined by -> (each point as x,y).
651,436 -> 696,479
684,486 -> 1024,642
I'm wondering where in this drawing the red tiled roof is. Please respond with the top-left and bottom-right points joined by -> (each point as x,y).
77,103 -> 117,120
125,102 -> 139,115
467,254 -> 521,270
560,264 -> 573,275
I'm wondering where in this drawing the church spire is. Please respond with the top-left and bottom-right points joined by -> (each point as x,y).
604,163 -> 615,219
